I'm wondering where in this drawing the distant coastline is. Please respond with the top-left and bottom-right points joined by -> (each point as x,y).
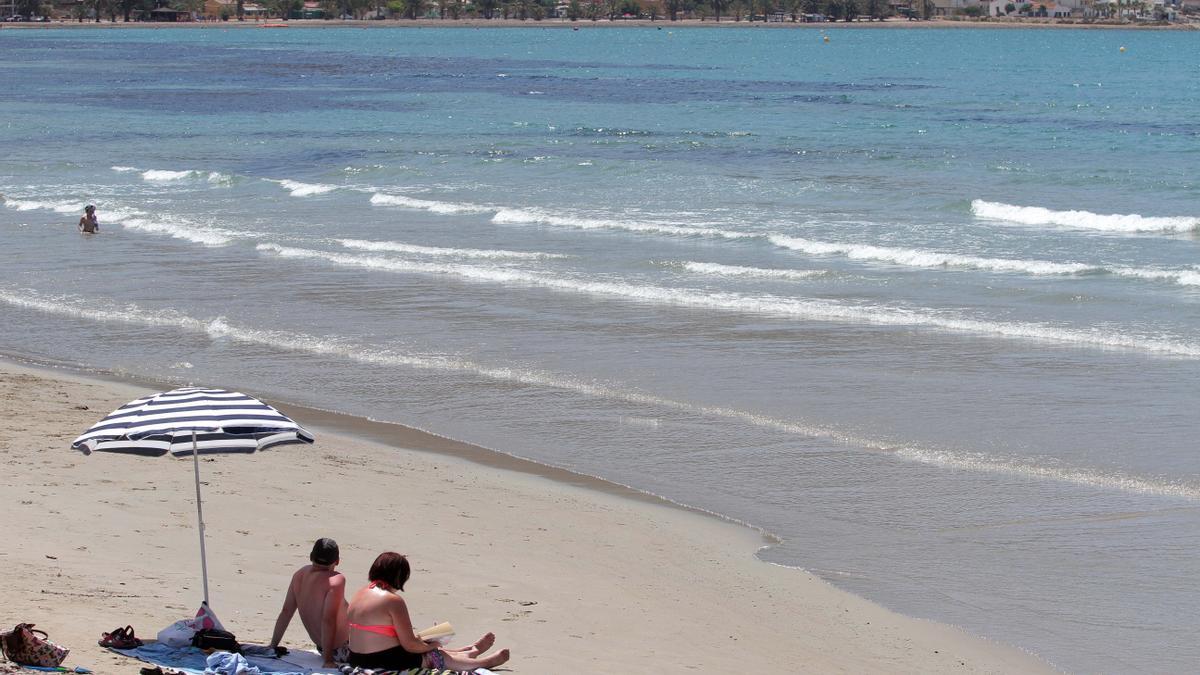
4,16 -> 1197,28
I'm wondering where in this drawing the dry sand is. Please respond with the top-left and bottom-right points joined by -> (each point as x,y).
0,359 -> 1056,674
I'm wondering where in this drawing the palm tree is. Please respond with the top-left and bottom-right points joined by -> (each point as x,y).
709,0 -> 726,20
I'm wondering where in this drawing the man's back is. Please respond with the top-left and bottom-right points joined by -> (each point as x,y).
288,564 -> 349,655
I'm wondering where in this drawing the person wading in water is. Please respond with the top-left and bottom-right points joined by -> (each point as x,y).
78,204 -> 99,233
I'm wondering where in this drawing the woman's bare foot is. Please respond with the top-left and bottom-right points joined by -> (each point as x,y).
468,632 -> 496,657
481,648 -> 510,669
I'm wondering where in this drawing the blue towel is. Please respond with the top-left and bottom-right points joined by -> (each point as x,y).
110,642 -> 336,675
207,651 -> 262,675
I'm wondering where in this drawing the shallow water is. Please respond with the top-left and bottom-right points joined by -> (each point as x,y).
2,26 -> 1198,672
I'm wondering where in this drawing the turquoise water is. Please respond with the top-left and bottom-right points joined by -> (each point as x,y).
2,25 -> 1199,672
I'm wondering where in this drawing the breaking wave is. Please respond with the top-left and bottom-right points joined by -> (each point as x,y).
492,207 -> 751,240
768,235 -> 1100,276
971,200 -> 1200,234
140,169 -> 232,184
337,239 -> 567,260
678,261 -> 827,281
4,285 -> 1198,501
256,243 -> 1200,358
118,217 -> 235,247
1,196 -> 236,246
1,197 -> 88,214
767,235 -> 1200,287
275,180 -> 339,197
369,193 -> 493,214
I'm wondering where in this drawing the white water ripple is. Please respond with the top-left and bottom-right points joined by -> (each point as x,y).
2,286 -> 1197,501
678,261 -> 828,281
369,193 -> 493,214
275,180 -> 339,197
256,243 -> 1200,358
972,199 -> 1200,234
338,238 -> 567,260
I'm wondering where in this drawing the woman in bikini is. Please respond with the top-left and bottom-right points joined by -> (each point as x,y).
346,551 -> 511,671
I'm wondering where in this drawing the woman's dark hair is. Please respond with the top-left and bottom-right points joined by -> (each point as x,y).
368,552 -> 410,591
310,538 -> 339,566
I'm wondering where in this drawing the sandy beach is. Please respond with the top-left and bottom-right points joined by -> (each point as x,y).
0,358 -> 1056,673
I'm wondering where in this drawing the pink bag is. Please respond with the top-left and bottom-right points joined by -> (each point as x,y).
1,623 -> 70,667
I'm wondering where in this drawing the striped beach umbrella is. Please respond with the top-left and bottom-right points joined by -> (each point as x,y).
72,387 -> 314,605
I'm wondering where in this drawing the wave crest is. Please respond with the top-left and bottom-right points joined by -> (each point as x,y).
971,199 -> 1199,233
256,244 -> 1200,358
369,193 -> 493,214
276,180 -> 338,197
337,239 -> 566,260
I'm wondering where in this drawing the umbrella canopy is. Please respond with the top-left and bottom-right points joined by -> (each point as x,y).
72,386 -> 314,605
72,387 -> 313,456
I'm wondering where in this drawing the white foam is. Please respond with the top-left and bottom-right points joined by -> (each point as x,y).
0,288 -> 209,332
768,235 -> 1200,287
119,217 -> 234,247
256,244 -> 1200,358
141,170 -> 195,181
1,197 -> 87,214
4,285 -> 1197,501
769,235 -> 1099,276
140,169 -> 230,184
971,199 -> 1200,234
276,180 -> 338,197
2,195 -> 238,246
110,166 -> 139,173
492,207 -> 752,240
1109,266 -> 1200,287
369,193 -> 493,215
337,239 -> 567,260
680,261 -> 826,281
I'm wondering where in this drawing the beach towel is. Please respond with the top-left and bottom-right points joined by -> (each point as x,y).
108,643 -> 494,675
109,642 -> 335,675
336,662 -> 489,667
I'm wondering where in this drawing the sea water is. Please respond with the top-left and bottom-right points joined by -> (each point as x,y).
1,25 -> 1198,672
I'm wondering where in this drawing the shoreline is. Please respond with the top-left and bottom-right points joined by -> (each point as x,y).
3,17 -> 1196,29
8,350 -> 782,543
0,354 -> 1057,673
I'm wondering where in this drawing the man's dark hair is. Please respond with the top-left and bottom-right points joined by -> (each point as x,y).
310,538 -> 339,566
368,552 -> 410,591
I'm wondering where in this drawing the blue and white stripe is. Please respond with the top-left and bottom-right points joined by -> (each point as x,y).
71,387 -> 314,456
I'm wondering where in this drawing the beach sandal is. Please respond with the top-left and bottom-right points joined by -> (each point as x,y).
99,625 -> 143,649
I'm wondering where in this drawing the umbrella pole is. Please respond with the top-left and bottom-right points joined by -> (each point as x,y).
191,429 -> 211,606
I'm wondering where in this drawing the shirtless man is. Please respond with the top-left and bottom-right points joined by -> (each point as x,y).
270,538 -> 350,667
78,205 -> 99,233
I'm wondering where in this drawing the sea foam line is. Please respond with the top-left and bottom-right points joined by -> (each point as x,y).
274,180 -> 339,197
678,261 -> 827,281
140,169 -> 231,184
369,193 -> 494,214
3,286 -> 1197,501
377,196 -> 1200,286
1,197 -> 87,215
768,235 -> 1100,276
337,239 -> 568,260
971,199 -> 1200,234
492,207 -> 753,240
256,243 -> 1200,358
1,196 -> 237,246
767,235 -> 1200,287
